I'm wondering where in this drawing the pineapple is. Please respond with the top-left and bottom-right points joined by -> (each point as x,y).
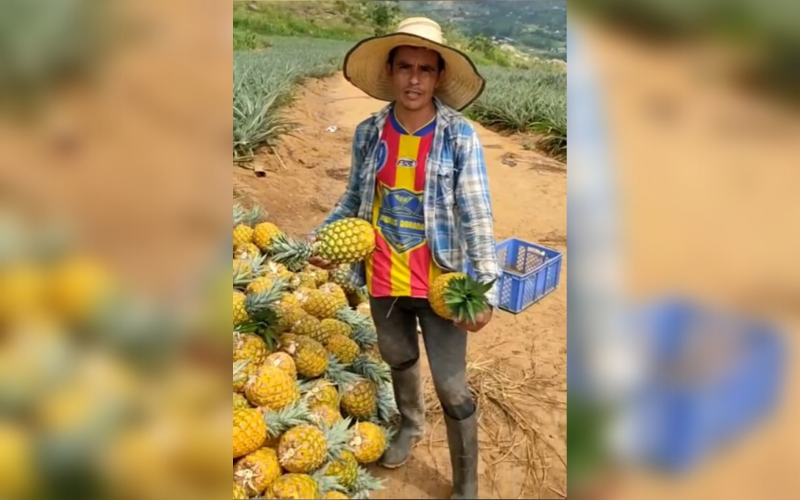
290,314 -> 326,343
324,450 -> 358,490
233,224 -> 255,251
355,302 -> 371,319
278,418 -> 352,474
245,365 -> 300,411
301,379 -> 340,409
340,379 -> 377,420
233,408 -> 267,458
280,335 -> 329,379
263,401 -> 314,449
263,261 -> 293,282
295,288 -> 347,320
234,393 -> 250,410
304,265 -> 330,287
246,276 -> 274,295
233,482 -> 248,499
253,222 -> 283,254
324,334 -> 360,365
271,218 -> 375,271
235,242 -> 261,260
233,332 -> 269,366
328,265 -> 357,294
264,352 -> 297,380
349,467 -> 386,498
233,204 -> 263,249
265,474 -> 318,500
349,422 -> 387,465
233,280 -> 287,328
319,282 -> 348,305
320,319 -> 353,339
429,272 -> 495,323
290,272 -> 318,290
309,404 -> 343,428
233,447 -> 282,496
274,295 -> 306,332
234,360 -> 255,393
325,493 -> 349,500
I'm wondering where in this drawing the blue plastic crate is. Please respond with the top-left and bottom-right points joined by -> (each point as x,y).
467,238 -> 563,314
631,298 -> 787,472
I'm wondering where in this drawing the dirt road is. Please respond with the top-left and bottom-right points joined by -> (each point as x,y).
233,73 -> 568,499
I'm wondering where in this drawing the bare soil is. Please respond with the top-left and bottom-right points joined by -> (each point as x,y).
233,73 -> 568,499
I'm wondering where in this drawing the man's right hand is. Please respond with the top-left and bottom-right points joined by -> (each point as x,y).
306,234 -> 336,270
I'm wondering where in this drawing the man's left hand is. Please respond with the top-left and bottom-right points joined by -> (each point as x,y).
454,307 -> 493,333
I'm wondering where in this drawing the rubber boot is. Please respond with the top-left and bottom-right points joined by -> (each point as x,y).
445,410 -> 479,499
381,362 -> 426,468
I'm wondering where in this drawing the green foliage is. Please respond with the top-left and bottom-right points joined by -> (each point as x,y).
468,64 -> 567,160
233,29 -> 259,51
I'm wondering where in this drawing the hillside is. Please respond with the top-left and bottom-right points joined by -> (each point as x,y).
234,1 -> 567,62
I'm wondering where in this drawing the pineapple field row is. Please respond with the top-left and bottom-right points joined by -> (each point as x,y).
233,36 -> 568,163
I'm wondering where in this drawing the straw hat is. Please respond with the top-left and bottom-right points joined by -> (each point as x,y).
343,17 -> 485,111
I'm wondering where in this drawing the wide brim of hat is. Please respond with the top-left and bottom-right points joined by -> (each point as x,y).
343,32 -> 485,112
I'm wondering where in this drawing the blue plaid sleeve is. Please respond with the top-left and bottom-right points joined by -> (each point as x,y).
315,127 -> 366,234
454,122 -> 501,307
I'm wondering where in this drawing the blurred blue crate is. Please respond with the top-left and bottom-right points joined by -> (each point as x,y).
466,238 -> 563,314
633,298 -> 787,473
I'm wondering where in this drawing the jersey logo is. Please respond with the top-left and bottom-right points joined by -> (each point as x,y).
376,140 -> 388,173
377,186 -> 426,254
397,157 -> 417,168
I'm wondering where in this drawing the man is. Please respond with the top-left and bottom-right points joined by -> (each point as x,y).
310,17 -> 500,499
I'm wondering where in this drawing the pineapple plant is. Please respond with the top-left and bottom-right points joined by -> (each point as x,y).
349,422 -> 388,465
233,408 -> 267,458
233,446 -> 282,496
429,273 -> 496,324
244,365 -> 300,411
271,218 -> 376,271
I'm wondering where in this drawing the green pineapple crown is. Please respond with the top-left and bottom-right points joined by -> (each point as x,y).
350,355 -> 391,385
325,354 -> 364,388
321,416 -> 355,462
233,253 -> 268,288
373,381 -> 399,426
233,203 -> 265,228
263,400 -> 313,438
349,466 -> 386,499
270,233 -> 315,272
444,276 -> 496,323
311,465 -> 347,495
336,308 -> 377,348
244,277 -> 289,323
233,359 -> 250,385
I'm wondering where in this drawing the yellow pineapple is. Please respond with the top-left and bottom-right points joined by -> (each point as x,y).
233,224 -> 255,250
279,335 -> 329,379
429,272 -> 495,323
47,256 -> 115,324
245,365 -> 300,411
290,314 -> 326,343
328,265 -> 357,294
325,493 -> 349,500
324,334 -> 360,364
277,424 -> 328,473
233,291 -> 249,326
264,352 -> 297,380
340,379 -> 377,420
233,447 -> 282,496
234,360 -> 256,393
309,404 -> 343,428
324,450 -> 358,489
235,242 -> 261,260
295,288 -> 346,320
320,319 -> 353,339
246,276 -> 274,295
274,294 -> 306,332
319,282 -> 347,304
265,474 -> 318,500
233,332 -> 269,366
304,265 -> 330,287
234,393 -> 250,410
233,408 -> 267,459
253,222 -> 283,254
271,218 -> 375,270
233,281 -> 286,328
349,422 -> 387,465
233,482 -> 248,499
355,302 -> 371,318
302,379 -> 340,409
290,272 -> 318,290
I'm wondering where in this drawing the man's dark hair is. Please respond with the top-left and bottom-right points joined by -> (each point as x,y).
387,46 -> 445,73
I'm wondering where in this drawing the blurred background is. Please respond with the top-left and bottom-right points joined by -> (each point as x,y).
0,1 -> 231,500
567,1 -> 799,500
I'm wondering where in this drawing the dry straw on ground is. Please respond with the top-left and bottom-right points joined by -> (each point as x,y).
422,355 -> 567,499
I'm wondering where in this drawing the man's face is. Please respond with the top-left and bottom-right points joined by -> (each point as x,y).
387,46 -> 442,112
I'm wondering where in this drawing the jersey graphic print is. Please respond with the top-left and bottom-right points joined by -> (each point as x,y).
367,109 -> 442,298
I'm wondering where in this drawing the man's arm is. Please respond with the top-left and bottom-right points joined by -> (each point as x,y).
454,122 -> 501,307
313,129 -> 365,235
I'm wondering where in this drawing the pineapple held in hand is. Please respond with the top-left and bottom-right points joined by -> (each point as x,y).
429,273 -> 495,324
271,218 -> 375,271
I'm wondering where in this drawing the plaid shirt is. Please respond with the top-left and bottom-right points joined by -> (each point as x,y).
315,97 -> 501,306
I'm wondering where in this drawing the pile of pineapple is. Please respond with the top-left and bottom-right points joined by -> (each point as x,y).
232,204 -> 396,500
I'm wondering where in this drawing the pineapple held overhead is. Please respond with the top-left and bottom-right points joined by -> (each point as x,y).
429,272 -> 496,325
271,218 -> 375,271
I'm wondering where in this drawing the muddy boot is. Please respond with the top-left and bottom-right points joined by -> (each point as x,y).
445,410 -> 479,499
381,362 -> 426,469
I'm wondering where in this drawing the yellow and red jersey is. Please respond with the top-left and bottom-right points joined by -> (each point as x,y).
366,108 -> 443,298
